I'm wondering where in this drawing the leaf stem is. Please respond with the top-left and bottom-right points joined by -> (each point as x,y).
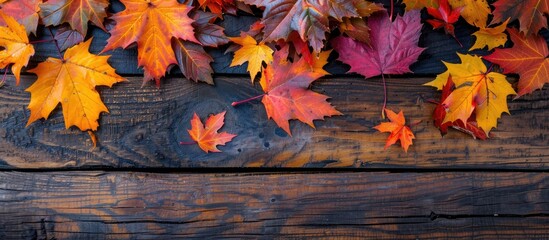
426,99 -> 439,105
0,66 -> 8,87
486,63 -> 494,73
87,131 -> 97,149
409,119 -> 423,127
381,74 -> 388,119
390,0 -> 394,20
179,141 -> 196,145
452,34 -> 463,48
48,28 -> 63,60
231,94 -> 265,107
29,39 -> 55,44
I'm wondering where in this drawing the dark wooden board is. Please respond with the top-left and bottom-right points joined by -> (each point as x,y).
1,75 -> 547,169
26,2 -> 549,77
0,171 -> 546,239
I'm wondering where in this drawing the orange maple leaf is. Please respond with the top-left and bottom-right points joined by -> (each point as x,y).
484,28 -> 549,97
491,0 -> 548,35
187,111 -> 236,153
0,12 -> 35,85
259,46 -> 341,135
0,0 -> 41,35
39,0 -> 109,34
26,39 -> 125,131
198,0 -> 235,15
374,109 -> 415,152
229,33 -> 273,82
102,0 -> 198,85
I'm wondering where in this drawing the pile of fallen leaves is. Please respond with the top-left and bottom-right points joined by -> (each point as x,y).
0,0 -> 547,152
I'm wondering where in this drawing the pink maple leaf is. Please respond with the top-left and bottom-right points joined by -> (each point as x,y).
331,10 -> 425,78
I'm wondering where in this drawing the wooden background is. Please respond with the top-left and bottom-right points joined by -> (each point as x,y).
0,1 -> 548,238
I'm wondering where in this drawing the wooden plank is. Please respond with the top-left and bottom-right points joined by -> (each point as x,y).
28,10 -> 549,76
0,171 -> 546,239
0,75 -> 547,169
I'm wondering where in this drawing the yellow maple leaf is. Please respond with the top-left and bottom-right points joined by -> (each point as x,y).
470,19 -> 509,51
424,70 -> 448,90
0,12 -> 34,85
311,50 -> 331,75
439,53 -> 516,133
26,39 -> 125,131
449,0 -> 491,27
229,34 -> 273,82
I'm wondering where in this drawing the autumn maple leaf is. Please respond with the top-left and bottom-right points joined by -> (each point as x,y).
260,46 -> 341,135
469,20 -> 509,51
232,46 -> 340,135
186,111 -> 236,153
484,28 -> 549,97
39,0 -> 109,35
229,33 -> 273,82
447,0 -> 490,28
172,11 -> 228,85
198,0 -> 235,15
26,39 -> 125,131
432,77 -> 487,139
331,10 -> 424,79
102,0 -> 198,85
426,53 -> 516,134
426,0 -> 462,38
339,1 -> 384,44
491,0 -> 548,35
173,40 -> 215,85
0,12 -> 35,85
192,11 -> 228,48
0,0 -> 41,35
53,24 -> 84,51
374,109 -> 415,152
242,0 -> 360,52
331,10 -> 424,114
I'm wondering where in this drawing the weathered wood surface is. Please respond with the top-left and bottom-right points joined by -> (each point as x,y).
1,75 -> 547,169
0,171 -> 546,239
2,1 -> 548,238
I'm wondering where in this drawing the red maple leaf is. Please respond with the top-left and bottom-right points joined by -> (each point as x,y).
491,0 -> 548,35
484,28 -> 549,97
426,0 -> 462,38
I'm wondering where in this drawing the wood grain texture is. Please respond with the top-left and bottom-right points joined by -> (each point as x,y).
0,75 -> 547,169
0,171 -> 547,239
